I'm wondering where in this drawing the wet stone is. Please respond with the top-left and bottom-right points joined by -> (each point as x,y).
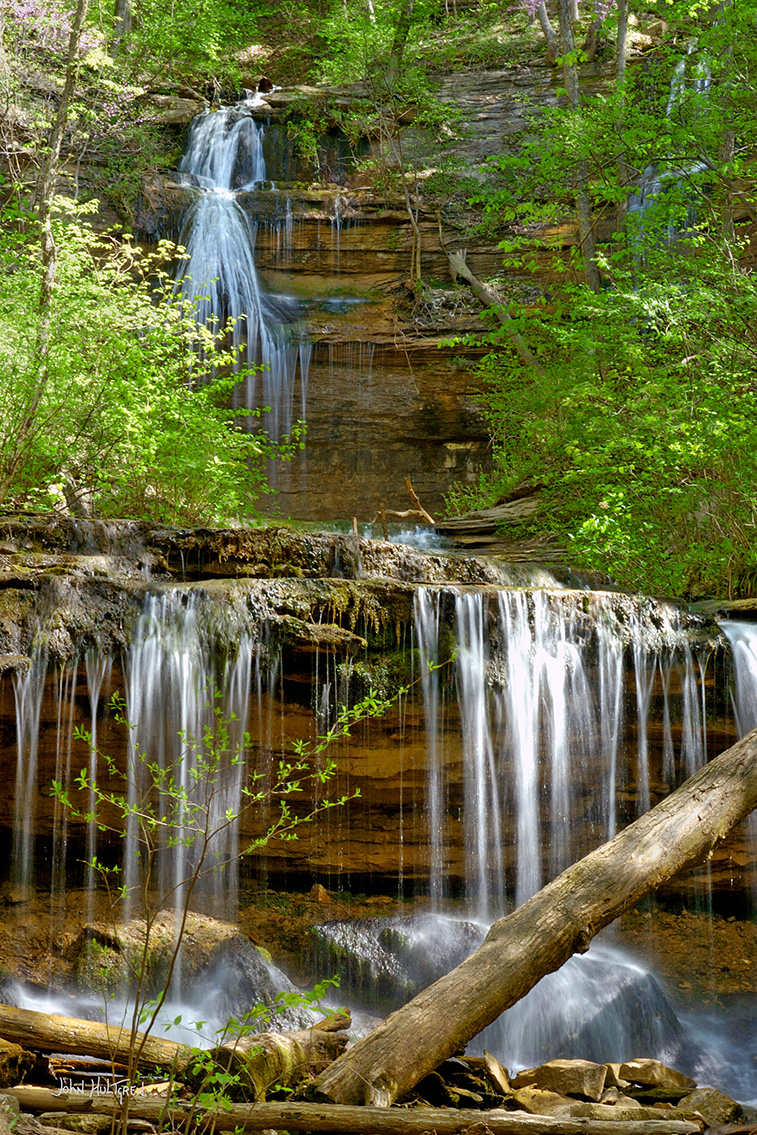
676,1087 -> 746,1127
511,1058 -> 608,1101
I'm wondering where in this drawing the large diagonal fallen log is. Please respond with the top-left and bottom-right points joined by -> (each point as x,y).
314,728 -> 757,1106
4,1086 -> 700,1135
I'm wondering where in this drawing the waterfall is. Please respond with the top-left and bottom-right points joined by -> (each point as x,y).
628,43 -> 711,254
174,102 -> 310,443
414,587 -> 718,915
122,590 -> 261,928
5,570 -> 757,1097
11,657 -> 46,892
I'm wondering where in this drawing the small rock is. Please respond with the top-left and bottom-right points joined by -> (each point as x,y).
646,19 -> 668,35
620,1059 -> 696,1091
512,1087 -> 575,1116
0,1098 -> 19,1120
450,1087 -> 484,1107
512,1058 -> 607,1101
484,1050 -> 511,1095
308,883 -> 331,904
605,1064 -> 632,1089
676,1087 -> 745,1127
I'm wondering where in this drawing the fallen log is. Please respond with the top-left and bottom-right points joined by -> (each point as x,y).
192,1013 -> 350,1099
446,249 -> 548,378
313,728 -> 757,1106
0,1005 -> 189,1070
0,1004 -> 348,1093
4,1087 -> 701,1135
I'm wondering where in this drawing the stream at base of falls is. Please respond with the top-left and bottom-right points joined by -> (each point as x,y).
4,921 -> 756,1104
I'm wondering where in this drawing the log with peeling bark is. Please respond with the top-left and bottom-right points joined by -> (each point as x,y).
0,1003 -> 349,1094
4,1087 -> 700,1135
313,729 -> 757,1106
191,1013 -> 350,1099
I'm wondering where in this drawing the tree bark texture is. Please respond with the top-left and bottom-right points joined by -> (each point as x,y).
5,1088 -> 700,1135
313,729 -> 757,1106
0,1004 -> 345,1089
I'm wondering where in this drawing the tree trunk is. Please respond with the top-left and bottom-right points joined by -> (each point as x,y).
313,728 -> 757,1106
446,250 -> 549,378
5,1088 -> 701,1135
616,0 -> 629,226
555,0 -> 601,292
384,0 -> 414,91
0,1004 -> 347,1088
534,1 -> 558,64
111,0 -> 132,56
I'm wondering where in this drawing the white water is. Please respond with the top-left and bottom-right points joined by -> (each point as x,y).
175,102 -> 310,442
122,590 -> 260,928
414,587 -> 712,915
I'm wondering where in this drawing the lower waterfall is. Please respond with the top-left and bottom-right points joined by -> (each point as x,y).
4,562 -> 757,1100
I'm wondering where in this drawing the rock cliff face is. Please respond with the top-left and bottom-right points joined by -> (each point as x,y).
133,63 -> 621,522
0,517 -> 752,911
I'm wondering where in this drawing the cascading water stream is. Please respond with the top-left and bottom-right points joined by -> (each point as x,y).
122,590 -> 261,933
413,587 -> 713,912
174,101 -> 310,443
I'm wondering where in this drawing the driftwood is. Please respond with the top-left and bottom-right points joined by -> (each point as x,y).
0,1004 -> 190,1070
446,250 -> 548,377
4,1088 -> 700,1135
313,728 -> 757,1106
0,1004 -> 348,1095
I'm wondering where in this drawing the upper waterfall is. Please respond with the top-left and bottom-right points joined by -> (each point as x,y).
174,101 -> 310,441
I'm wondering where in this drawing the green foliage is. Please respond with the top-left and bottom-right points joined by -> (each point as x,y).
453,236 -> 757,597
116,0 -> 247,86
446,0 -> 757,598
0,196 -> 298,523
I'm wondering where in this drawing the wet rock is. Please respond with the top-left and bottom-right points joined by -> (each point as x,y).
69,912 -> 312,1031
311,914 -> 484,1010
620,1059 -> 696,1090
676,1088 -> 746,1127
512,1087 -> 575,1115
0,1039 -> 34,1088
630,1087 -> 696,1104
512,1058 -> 608,1100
